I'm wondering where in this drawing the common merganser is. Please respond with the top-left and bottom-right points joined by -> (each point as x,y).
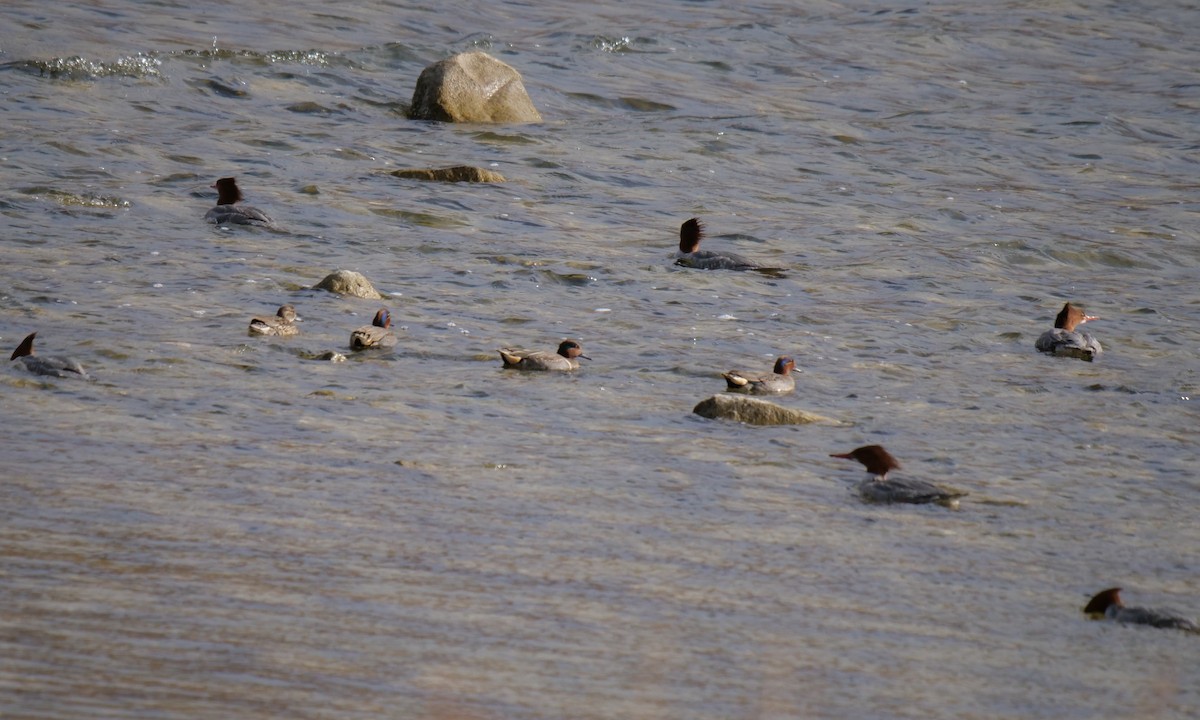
9,332 -> 87,378
499,340 -> 589,371
674,218 -> 781,273
830,444 -> 967,508
723,356 -> 796,394
248,305 -> 300,337
205,177 -> 274,226
350,308 -> 397,350
1035,302 -> 1102,361
1083,588 -> 1199,632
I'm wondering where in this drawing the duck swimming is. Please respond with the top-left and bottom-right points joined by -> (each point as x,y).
723,356 -> 796,394
205,177 -> 274,227
499,340 -> 589,371
1035,302 -> 1102,361
1083,588 -> 1198,632
830,444 -> 966,508
248,305 -> 299,337
350,308 -> 397,350
9,332 -> 87,379
674,218 -> 781,273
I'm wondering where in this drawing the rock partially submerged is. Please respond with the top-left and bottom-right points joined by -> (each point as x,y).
409,51 -> 542,123
389,166 -> 506,183
313,270 -> 383,300
693,394 -> 838,426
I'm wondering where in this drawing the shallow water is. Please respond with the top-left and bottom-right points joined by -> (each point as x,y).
2,1 -> 1198,718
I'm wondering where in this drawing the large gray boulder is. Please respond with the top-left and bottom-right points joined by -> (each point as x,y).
409,52 -> 542,123
693,394 -> 839,426
313,270 -> 383,300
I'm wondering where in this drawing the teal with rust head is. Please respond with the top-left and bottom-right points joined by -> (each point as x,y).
350,308 -> 398,350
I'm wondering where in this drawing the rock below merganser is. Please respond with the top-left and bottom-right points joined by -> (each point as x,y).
9,332 -> 87,379
1035,302 -> 1102,361
1083,588 -> 1199,632
205,177 -> 274,227
499,340 -> 589,371
313,270 -> 383,300
408,51 -> 542,123
693,394 -> 834,426
830,444 -> 967,508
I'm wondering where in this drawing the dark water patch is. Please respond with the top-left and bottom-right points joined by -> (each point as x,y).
286,101 -> 345,115
368,209 -> 469,227
470,131 -> 541,146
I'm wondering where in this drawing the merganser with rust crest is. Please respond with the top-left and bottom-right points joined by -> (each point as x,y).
499,340 -> 589,371
1083,588 -> 1199,633
205,177 -> 274,227
674,218 -> 782,273
248,305 -> 300,337
830,444 -> 966,508
723,356 -> 796,394
1035,302 -> 1102,361
350,308 -> 398,350
9,332 -> 88,379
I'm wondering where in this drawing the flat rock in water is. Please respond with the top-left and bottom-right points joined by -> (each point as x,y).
389,166 -> 506,183
313,270 -> 383,300
408,52 -> 542,123
693,394 -> 838,426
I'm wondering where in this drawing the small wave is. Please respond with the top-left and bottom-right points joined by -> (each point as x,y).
5,54 -> 162,81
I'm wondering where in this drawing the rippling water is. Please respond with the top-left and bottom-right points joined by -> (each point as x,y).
3,1 -> 1198,718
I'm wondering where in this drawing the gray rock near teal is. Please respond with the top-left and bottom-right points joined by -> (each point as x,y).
313,270 -> 383,300
692,394 -> 838,426
409,52 -> 542,123
389,166 -> 506,183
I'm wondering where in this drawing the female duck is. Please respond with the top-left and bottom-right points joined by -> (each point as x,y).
206,177 -> 274,227
1083,588 -> 1198,632
248,305 -> 299,337
350,308 -> 398,350
499,340 -> 589,371
674,218 -> 780,273
723,356 -> 796,394
1035,302 -> 1102,361
830,444 -> 966,508
9,332 -> 87,379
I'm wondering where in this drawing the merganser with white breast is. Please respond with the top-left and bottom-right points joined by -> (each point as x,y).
1035,302 -> 1102,361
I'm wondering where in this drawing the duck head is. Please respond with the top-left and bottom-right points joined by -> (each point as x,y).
1083,587 -> 1124,617
679,217 -> 704,253
556,340 -> 590,361
1055,302 -> 1098,332
211,177 -> 244,205
830,444 -> 901,480
372,308 -> 392,329
773,356 -> 796,375
10,332 -> 36,360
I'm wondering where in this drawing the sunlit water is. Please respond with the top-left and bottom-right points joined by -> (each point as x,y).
2,1 -> 1198,718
